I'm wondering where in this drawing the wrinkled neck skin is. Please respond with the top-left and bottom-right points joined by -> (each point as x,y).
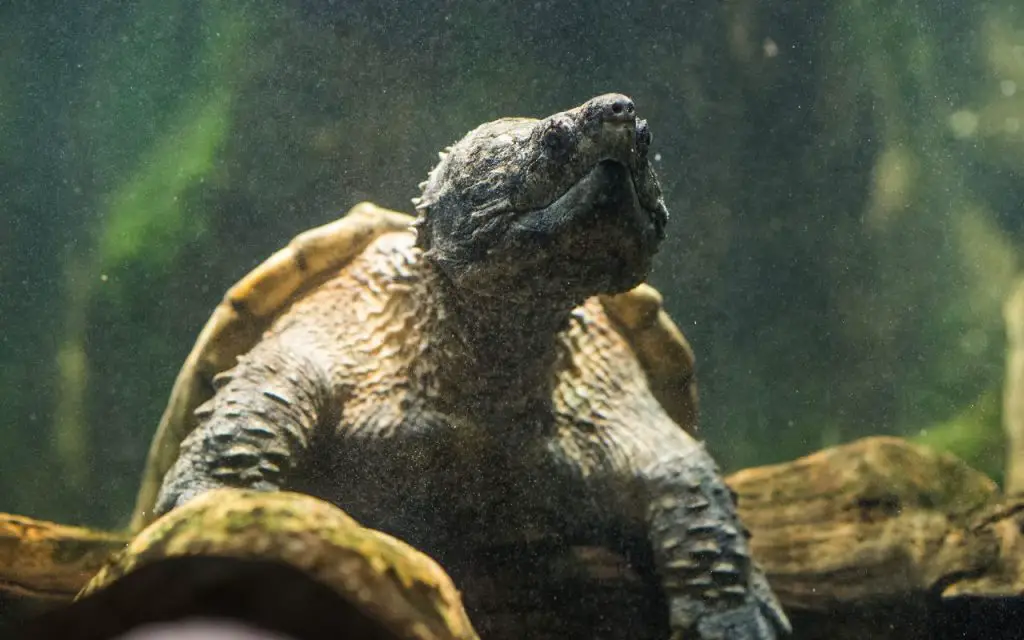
420,256 -> 576,426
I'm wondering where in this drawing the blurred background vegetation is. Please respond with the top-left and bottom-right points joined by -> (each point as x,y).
1,0 -> 1022,528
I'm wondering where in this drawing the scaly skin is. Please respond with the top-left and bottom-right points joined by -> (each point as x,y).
156,94 -> 789,639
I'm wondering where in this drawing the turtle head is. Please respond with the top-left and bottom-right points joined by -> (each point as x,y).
413,93 -> 669,305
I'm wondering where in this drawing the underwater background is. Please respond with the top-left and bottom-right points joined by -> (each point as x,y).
1,0 -> 1022,528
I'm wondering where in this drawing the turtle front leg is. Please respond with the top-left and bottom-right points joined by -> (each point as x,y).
155,339 -> 332,518
641,441 -> 790,639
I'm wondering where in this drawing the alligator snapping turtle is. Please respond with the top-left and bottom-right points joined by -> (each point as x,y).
117,93 -> 787,639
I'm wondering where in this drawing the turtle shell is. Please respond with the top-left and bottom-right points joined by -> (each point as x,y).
129,202 -> 698,531
599,284 -> 699,437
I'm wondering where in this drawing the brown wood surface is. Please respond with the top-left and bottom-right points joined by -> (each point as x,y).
0,515 -> 127,599
728,436 -> 1024,639
3,436 -> 1024,638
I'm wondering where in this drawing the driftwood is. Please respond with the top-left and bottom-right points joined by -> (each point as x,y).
729,436 -> 1024,639
3,436 -> 1024,639
0,517 -> 126,600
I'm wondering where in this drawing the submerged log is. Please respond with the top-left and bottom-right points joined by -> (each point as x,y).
730,436 -> 1002,609
728,436 -> 1023,639
2,436 -> 1023,639
0,516 -> 127,600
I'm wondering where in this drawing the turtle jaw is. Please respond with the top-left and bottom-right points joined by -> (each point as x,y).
507,158 -> 666,299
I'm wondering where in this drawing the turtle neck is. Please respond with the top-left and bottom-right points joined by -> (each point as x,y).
414,253 -> 580,428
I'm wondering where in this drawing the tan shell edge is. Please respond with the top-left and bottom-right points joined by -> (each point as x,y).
599,284 -> 699,436
129,203 -> 416,531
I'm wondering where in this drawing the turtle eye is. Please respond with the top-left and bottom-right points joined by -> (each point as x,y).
541,117 -> 574,160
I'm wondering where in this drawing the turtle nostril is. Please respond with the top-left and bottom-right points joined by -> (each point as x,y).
611,98 -> 634,116
584,94 -> 638,126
